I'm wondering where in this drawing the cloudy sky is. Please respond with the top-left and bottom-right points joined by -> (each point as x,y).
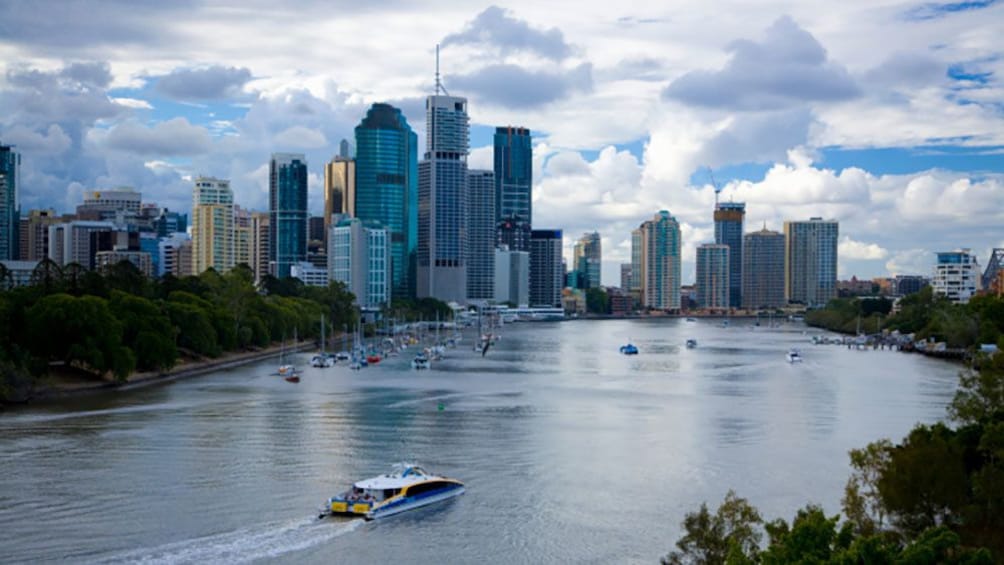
1,0 -> 1002,284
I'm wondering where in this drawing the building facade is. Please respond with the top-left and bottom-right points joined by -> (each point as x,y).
47,221 -> 116,267
932,249 -> 980,304
696,243 -> 730,309
323,154 -> 355,250
620,263 -> 632,291
983,248 -> 1004,291
290,261 -> 329,287
466,169 -> 495,303
529,229 -> 563,307
742,227 -> 785,309
96,250 -> 153,277
494,126 -> 532,251
158,232 -> 190,277
329,217 -> 390,309
0,143 -> 19,261
784,218 -> 839,307
637,211 -> 681,310
714,202 -> 745,308
191,176 -> 235,275
355,103 -> 418,299
21,209 -> 62,261
269,153 -> 308,278
494,246 -> 530,306
417,94 -> 469,303
573,232 -> 602,289
250,212 -> 270,283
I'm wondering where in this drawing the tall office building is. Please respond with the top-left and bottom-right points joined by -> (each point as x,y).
355,103 -> 418,299
784,218 -> 839,307
234,205 -> 252,269
637,211 -> 682,310
494,246 -> 530,306
494,126 -> 532,251
714,202 -> 745,308
269,153 -> 308,278
191,176 -> 235,274
620,263 -> 632,290
630,228 -> 643,302
530,229 -> 563,307
323,151 -> 355,250
933,249 -> 981,304
573,232 -> 602,289
466,169 -> 495,302
329,217 -> 390,309
696,243 -> 730,309
76,188 -> 141,221
250,211 -> 270,283
47,221 -> 116,267
0,143 -> 20,260
21,209 -> 62,261
417,93 -> 469,302
742,227 -> 785,309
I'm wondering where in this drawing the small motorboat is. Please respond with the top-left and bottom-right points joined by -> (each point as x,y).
685,339 -> 697,349
685,317 -> 697,322
619,343 -> 639,355
335,351 -> 351,362
786,349 -> 803,363
277,364 -> 299,377
412,352 -> 430,370
366,354 -> 381,364
311,354 -> 333,368
320,464 -> 464,520
284,375 -> 300,383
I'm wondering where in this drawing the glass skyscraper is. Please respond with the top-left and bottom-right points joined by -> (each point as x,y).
355,103 -> 418,299
696,243 -> 730,309
572,232 -> 602,290
742,227 -> 786,309
0,143 -> 20,261
714,201 -> 745,308
636,211 -> 681,310
784,218 -> 839,307
417,94 -> 469,302
269,153 -> 308,279
530,229 -> 563,307
466,169 -> 495,302
493,126 -> 532,251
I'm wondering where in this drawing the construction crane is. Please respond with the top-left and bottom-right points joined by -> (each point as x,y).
707,167 -> 723,207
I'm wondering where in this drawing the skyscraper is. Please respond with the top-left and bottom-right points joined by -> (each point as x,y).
696,243 -> 730,309
191,176 -> 234,274
0,143 -> 20,260
417,93 -> 469,302
269,153 -> 308,279
714,201 -> 745,308
573,232 -> 602,289
250,211 -> 270,283
494,126 -> 532,251
329,217 -> 390,309
355,103 -> 418,299
742,227 -> 785,309
234,205 -> 252,269
530,229 -> 563,307
784,218 -> 839,307
630,228 -> 643,302
637,211 -> 681,310
323,150 -> 355,250
466,169 -> 495,302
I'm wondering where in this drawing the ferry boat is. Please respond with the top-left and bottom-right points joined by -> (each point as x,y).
619,343 -> 639,355
321,465 -> 464,520
685,339 -> 698,349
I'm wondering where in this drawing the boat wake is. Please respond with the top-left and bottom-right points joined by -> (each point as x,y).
89,516 -> 364,564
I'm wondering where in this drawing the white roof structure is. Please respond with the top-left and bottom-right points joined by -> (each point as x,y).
353,465 -> 439,490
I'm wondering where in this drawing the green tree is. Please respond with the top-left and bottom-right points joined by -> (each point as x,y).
760,505 -> 843,564
586,287 -> 609,315
662,490 -> 763,565
103,260 -> 150,297
30,258 -> 63,294
166,299 -> 220,357
109,291 -> 177,371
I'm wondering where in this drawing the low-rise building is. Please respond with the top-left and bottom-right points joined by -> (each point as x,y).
290,261 -> 329,287
932,249 -> 980,304
96,250 -> 153,277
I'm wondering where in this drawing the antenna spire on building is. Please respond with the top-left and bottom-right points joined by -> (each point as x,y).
434,44 -> 449,96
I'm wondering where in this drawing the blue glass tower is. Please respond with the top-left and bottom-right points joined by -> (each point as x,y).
493,126 -> 532,251
355,103 -> 418,299
269,153 -> 308,279
0,143 -> 20,261
714,202 -> 745,308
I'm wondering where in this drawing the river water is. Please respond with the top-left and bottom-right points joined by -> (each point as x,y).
1,319 -> 960,564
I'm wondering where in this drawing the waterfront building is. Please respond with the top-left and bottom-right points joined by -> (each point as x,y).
191,176 -> 235,274
495,246 -> 530,306
0,260 -> 38,288
630,228 -> 643,302
696,243 -> 730,310
158,232 -> 190,277
21,209 -> 62,261
417,93 -> 469,303
714,202 -> 745,308
0,143 -> 20,260
573,232 -> 602,289
466,169 -> 495,303
637,211 -> 681,310
494,126 -> 532,251
742,227 -> 785,309
290,261 -> 329,287
323,150 -> 355,250
329,217 -> 390,309
47,221 -> 116,267
608,287 -> 632,316
529,229 -> 563,307
96,250 -> 153,277
932,248 -> 980,304
269,153 -> 308,278
784,218 -> 839,307
250,212 -> 270,282
355,103 -> 418,299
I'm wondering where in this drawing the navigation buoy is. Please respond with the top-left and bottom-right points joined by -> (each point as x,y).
438,402 -> 445,411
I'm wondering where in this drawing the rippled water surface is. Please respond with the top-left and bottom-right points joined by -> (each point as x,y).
0,320 -> 960,563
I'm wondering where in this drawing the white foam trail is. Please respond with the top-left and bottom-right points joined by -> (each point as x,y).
90,516 -> 364,564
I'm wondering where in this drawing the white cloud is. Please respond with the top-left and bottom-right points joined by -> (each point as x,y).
839,236 -> 888,260
273,125 -> 327,149
111,97 -> 153,110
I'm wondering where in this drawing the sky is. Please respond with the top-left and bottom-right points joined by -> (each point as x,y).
1,0 -> 1002,285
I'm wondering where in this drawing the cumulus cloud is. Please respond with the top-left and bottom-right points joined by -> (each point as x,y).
442,6 -> 572,61
155,65 -> 253,101
104,118 -> 212,156
663,16 -> 860,111
885,249 -> 934,275
273,125 -> 327,149
450,63 -> 592,108
1,124 -> 72,154
839,236 -> 889,260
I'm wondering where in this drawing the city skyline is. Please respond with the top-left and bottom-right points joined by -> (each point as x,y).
1,2 -> 1003,285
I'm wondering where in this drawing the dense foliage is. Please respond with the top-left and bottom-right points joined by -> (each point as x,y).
0,260 -> 358,400
663,353 -> 1004,564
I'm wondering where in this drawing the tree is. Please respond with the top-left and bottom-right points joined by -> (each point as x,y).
104,260 -> 150,297
109,291 -> 177,371
586,287 -> 609,315
30,258 -> 63,293
843,439 -> 893,536
662,490 -> 763,565
760,505 -> 843,564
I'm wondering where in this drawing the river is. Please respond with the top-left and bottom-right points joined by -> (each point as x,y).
0,319 -> 960,564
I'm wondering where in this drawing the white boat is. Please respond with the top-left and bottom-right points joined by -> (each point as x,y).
321,464 -> 464,520
276,332 -> 299,377
335,351 -> 351,361
412,352 -> 430,370
311,354 -> 333,368
786,349 -> 803,363
685,339 -> 697,349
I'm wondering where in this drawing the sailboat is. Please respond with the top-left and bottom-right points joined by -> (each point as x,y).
312,314 -> 333,368
277,329 -> 300,381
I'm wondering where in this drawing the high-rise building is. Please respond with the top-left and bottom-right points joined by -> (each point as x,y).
355,103 -> 418,299
158,232 -> 190,277
417,93 -> 470,303
191,176 -> 235,274
696,243 -> 730,309
21,209 -> 62,261
47,221 -> 116,267
573,232 -> 602,289
637,211 -> 682,310
0,143 -> 20,260
714,202 -> 745,308
742,227 -> 786,309
250,211 -> 270,283
630,228 -> 643,302
234,205 -> 252,269
494,246 -> 530,306
75,187 -> 141,223
494,126 -> 532,251
784,218 -> 839,307
152,208 -> 187,238
323,152 -> 355,249
269,153 -> 308,278
932,249 -> 981,304
620,263 -> 632,290
329,217 -> 390,309
466,169 -> 495,303
530,229 -> 563,307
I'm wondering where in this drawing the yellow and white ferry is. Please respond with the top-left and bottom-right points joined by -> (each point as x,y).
321,464 -> 464,520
